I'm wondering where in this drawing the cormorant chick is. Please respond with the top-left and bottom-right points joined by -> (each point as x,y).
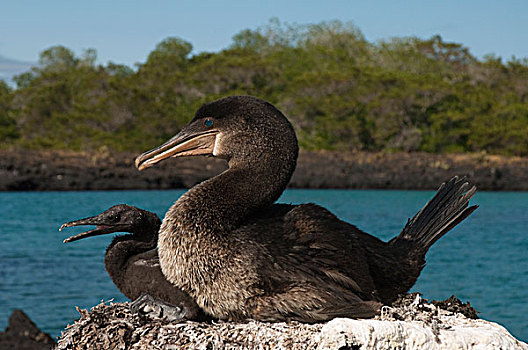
60,204 -> 207,321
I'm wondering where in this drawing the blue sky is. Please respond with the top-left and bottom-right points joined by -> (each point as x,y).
1,0 -> 527,67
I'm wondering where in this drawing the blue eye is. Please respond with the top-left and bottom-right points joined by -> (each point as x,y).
204,119 -> 213,127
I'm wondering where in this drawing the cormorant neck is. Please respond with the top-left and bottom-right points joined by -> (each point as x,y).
104,232 -> 158,287
170,149 -> 297,237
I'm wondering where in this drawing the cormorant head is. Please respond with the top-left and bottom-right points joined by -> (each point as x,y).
60,204 -> 161,243
135,95 -> 298,171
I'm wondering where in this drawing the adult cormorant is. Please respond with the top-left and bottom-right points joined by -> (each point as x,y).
134,95 -> 477,322
60,204 -> 206,321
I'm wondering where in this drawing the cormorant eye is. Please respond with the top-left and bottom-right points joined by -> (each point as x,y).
204,118 -> 214,127
108,214 -> 119,222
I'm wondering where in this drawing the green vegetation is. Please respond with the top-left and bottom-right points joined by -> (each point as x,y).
1,19 -> 528,155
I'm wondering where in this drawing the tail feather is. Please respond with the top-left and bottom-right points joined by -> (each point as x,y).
390,176 -> 478,254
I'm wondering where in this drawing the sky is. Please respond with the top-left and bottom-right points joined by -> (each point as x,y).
0,0 -> 527,68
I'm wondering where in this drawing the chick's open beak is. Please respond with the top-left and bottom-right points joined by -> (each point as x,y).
60,217 -> 119,243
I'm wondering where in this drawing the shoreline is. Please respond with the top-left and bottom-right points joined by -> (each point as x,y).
1,149 -> 527,191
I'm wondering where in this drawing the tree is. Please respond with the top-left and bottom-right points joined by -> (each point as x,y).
143,37 -> 193,69
39,46 -> 77,71
0,80 -> 18,144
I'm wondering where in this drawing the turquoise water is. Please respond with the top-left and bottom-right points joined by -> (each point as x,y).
0,189 -> 527,341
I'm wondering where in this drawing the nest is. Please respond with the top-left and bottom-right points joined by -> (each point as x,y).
57,303 -> 323,349
57,294 -> 526,350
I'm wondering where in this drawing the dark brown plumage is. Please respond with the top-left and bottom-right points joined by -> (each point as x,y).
60,204 -> 206,321
134,95 -> 478,323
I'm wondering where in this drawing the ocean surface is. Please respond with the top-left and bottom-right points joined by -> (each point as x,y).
0,189 -> 527,341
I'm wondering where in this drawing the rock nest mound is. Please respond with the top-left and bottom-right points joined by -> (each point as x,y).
57,294 -> 526,349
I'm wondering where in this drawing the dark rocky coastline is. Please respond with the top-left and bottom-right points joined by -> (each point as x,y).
1,149 -> 527,191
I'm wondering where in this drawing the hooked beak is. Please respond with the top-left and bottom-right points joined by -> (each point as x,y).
135,128 -> 219,171
60,216 -> 122,243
